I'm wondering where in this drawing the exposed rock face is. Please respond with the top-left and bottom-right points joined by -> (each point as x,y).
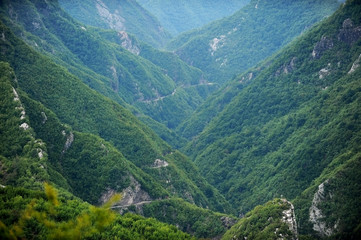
209,35 -> 226,56
319,63 -> 332,79
12,87 -> 29,130
106,176 -> 151,209
309,180 -> 337,237
41,111 -> 47,124
275,57 -> 297,76
312,36 -> 334,59
281,199 -> 298,240
151,159 -> 169,168
95,0 -> 126,31
118,31 -> 140,55
19,122 -> 30,130
221,216 -> 237,229
61,131 -> 74,153
348,53 -> 361,74
338,18 -> 361,44
99,188 -> 117,204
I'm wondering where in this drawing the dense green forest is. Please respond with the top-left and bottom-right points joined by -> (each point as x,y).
1,0 -> 361,239
0,0 -> 217,142
167,0 -> 341,84
183,0 -> 361,238
0,1 -> 234,237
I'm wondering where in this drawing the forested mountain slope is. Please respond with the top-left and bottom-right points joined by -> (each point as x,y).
0,0 -> 214,143
185,0 -> 361,238
167,0 -> 341,85
0,5 -> 236,237
137,0 -> 249,36
58,0 -> 171,48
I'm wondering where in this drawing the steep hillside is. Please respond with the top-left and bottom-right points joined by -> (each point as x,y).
184,1 -> 361,238
0,16 -> 239,237
94,28 -> 216,129
167,0 -> 341,85
0,9 -> 233,225
58,0 -> 171,48
222,199 -> 298,240
137,0 -> 249,36
0,0 -> 216,136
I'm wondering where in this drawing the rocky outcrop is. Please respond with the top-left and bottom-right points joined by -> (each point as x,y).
220,216 -> 237,229
12,87 -> 29,130
151,159 -> 169,168
106,176 -> 152,214
319,63 -> 332,79
41,111 -> 47,124
281,199 -> 298,240
209,35 -> 226,56
338,18 -> 361,45
118,31 -> 140,55
309,180 -> 337,237
95,0 -> 126,31
61,130 -> 74,153
312,36 -> 334,59
275,57 -> 297,76
348,53 -> 361,74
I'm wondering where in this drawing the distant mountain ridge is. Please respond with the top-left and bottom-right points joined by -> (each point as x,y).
137,0 -> 250,36
167,0 -> 341,85
58,0 -> 171,48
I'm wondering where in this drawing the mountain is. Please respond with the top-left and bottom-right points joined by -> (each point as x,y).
58,0 -> 171,49
0,1 -> 237,237
0,54 -> 232,239
1,0 -> 360,239
136,0 -> 250,36
0,0 -> 214,144
183,0 -> 361,238
167,0 -> 341,85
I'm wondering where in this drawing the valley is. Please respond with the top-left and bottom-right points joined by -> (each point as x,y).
0,0 -> 360,239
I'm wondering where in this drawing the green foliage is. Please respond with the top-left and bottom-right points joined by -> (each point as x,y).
0,184 -> 119,239
222,199 -> 296,240
143,198 -> 236,239
0,185 -> 194,239
0,0 -> 233,219
167,0 -> 341,84
0,62 -> 49,190
184,0 -> 361,227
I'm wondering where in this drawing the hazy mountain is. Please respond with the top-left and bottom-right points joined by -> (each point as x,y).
58,0 -> 171,48
0,0 -> 215,145
167,0 -> 341,85
137,0 -> 250,36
